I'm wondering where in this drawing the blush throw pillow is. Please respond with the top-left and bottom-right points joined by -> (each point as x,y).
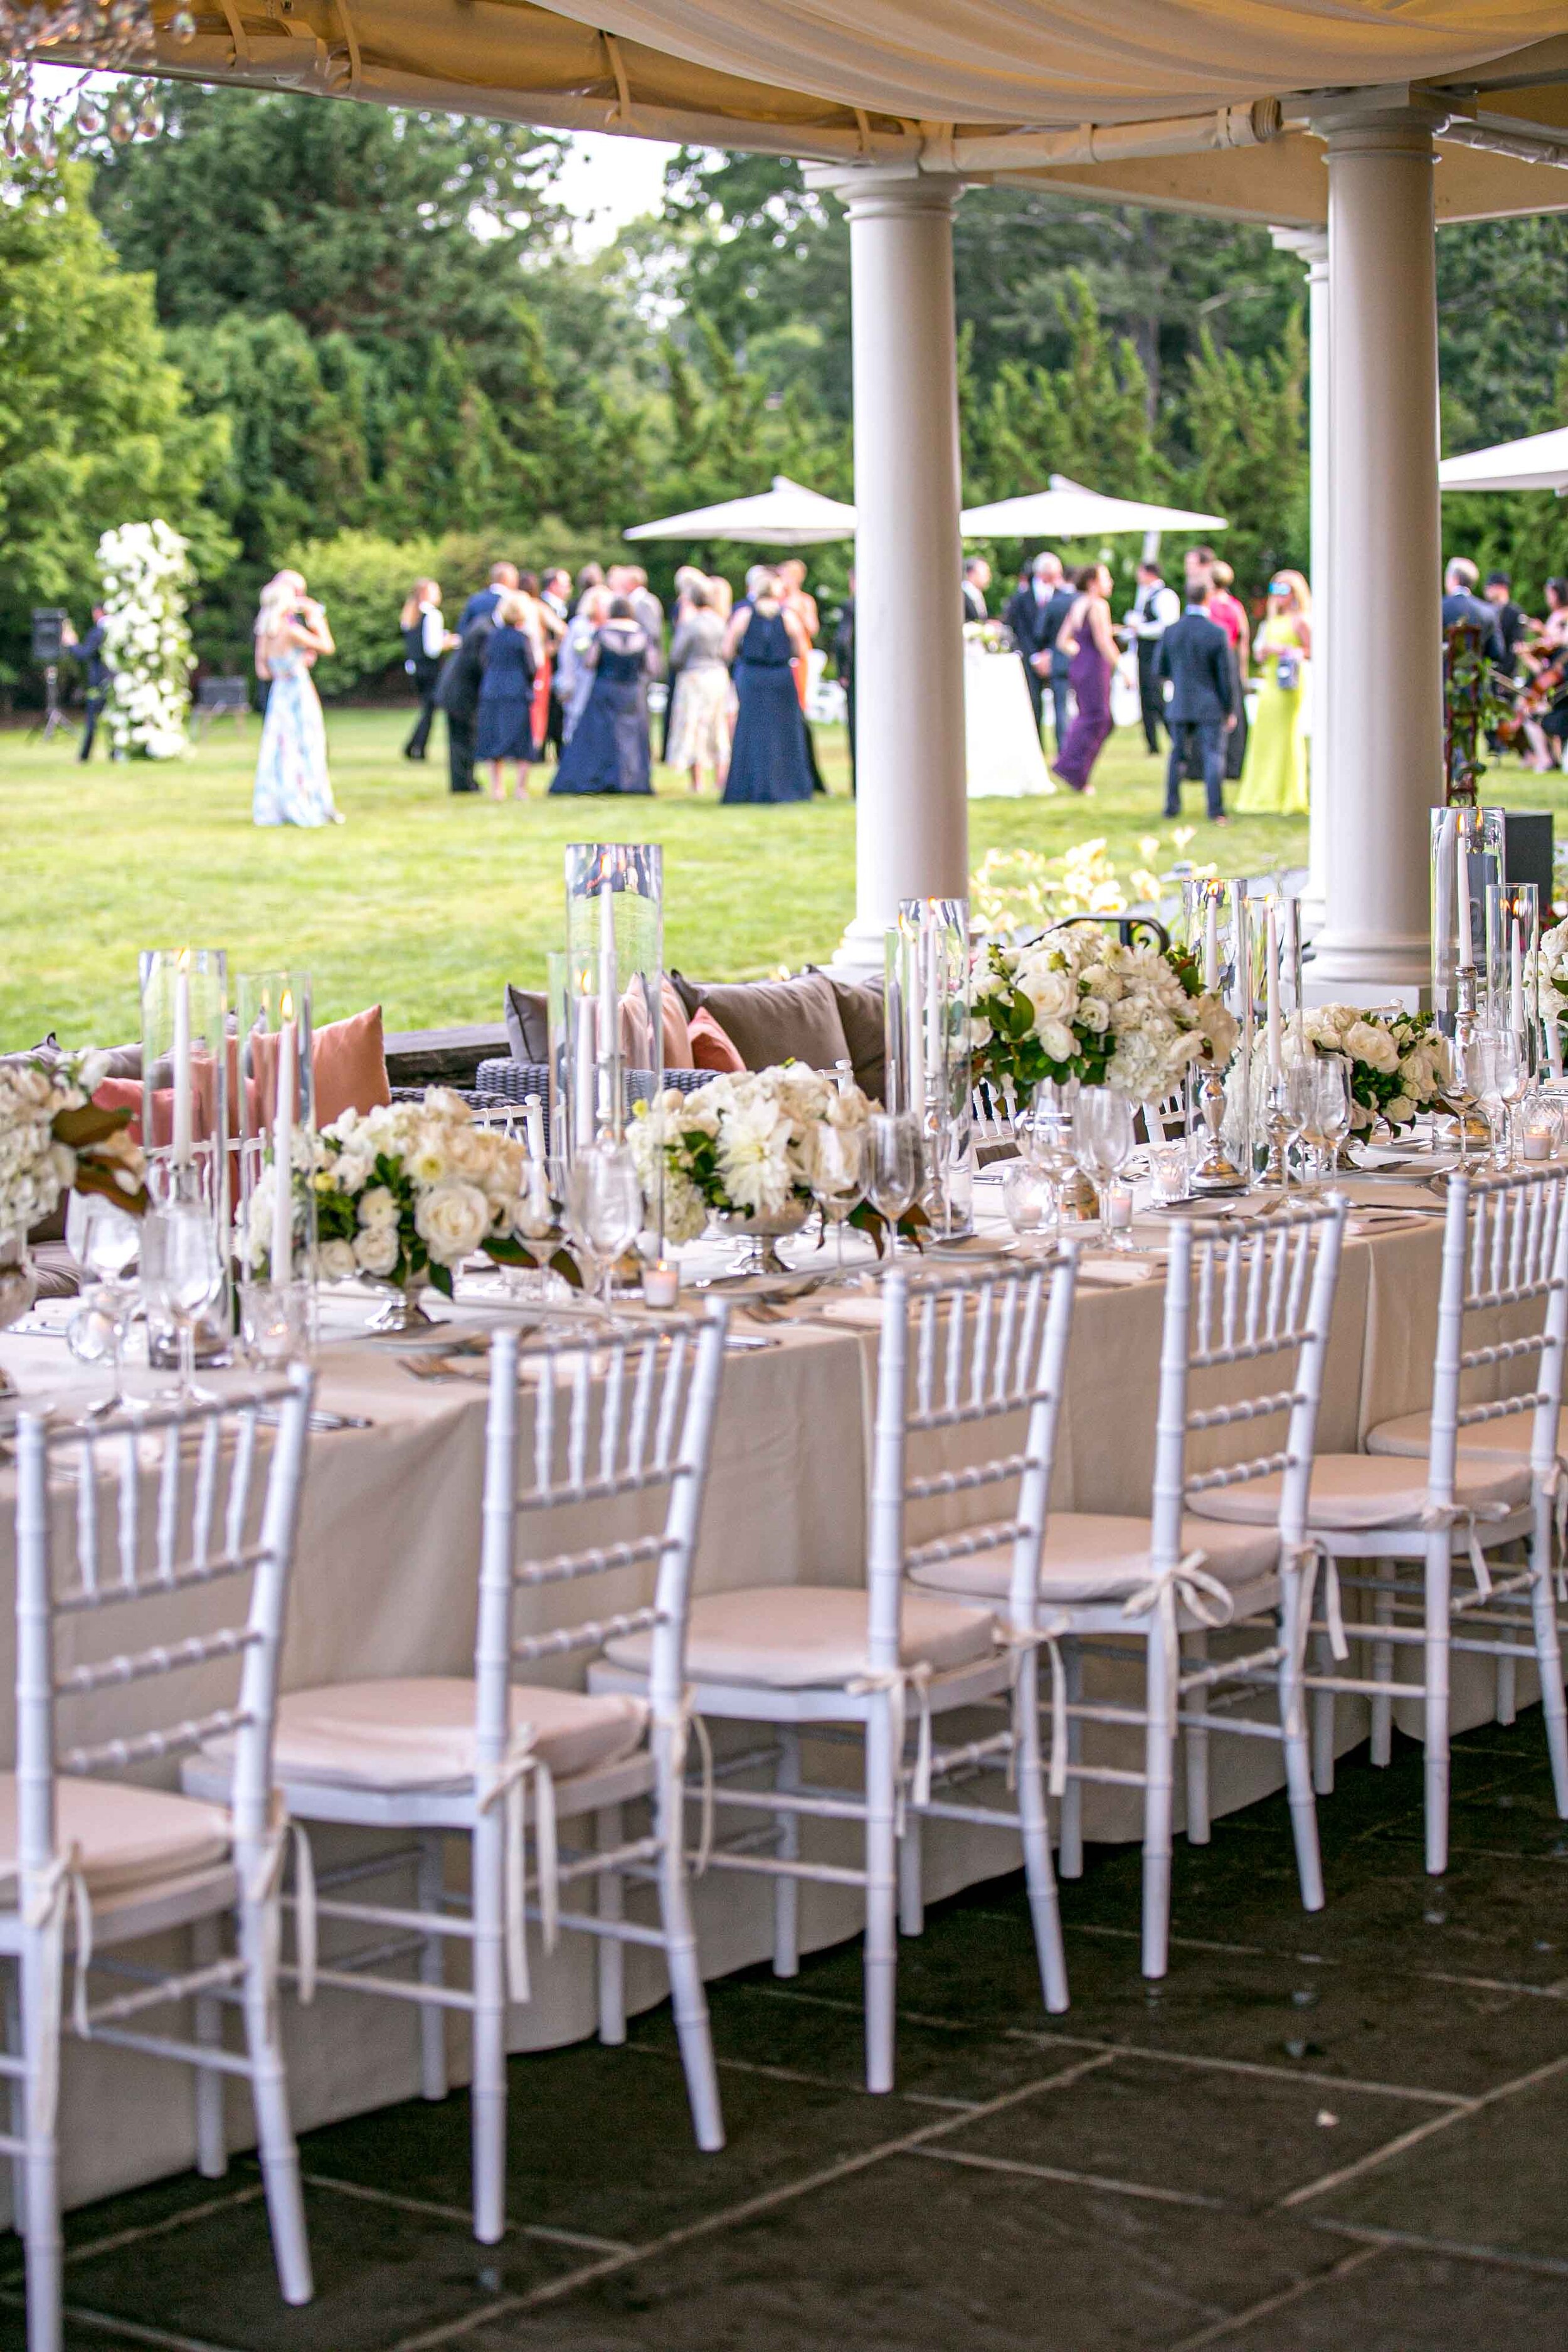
687,1008 -> 746,1073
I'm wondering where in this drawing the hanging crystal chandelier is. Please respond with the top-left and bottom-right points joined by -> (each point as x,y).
1,0 -> 196,164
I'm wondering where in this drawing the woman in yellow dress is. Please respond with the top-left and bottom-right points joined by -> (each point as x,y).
1237,569 -> 1311,815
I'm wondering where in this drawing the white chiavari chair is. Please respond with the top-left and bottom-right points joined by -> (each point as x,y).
972,1079 -> 1025,1152
4,1368 -> 317,2352
921,1201 -> 1348,1980
593,1256 -> 1079,2094
1223,1168 -> 1568,1872
188,1306 -> 730,2247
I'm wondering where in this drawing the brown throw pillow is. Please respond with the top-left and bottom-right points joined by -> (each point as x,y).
504,984 -> 551,1066
668,970 -> 852,1074
810,968 -> 886,1103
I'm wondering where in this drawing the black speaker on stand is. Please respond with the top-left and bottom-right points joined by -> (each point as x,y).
29,608 -> 75,743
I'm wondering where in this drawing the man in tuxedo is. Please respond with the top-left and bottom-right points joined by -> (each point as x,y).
1483,570 -> 1530,675
433,610 -> 493,793
1004,561 -> 1047,735
74,605 -> 112,763
1442,556 -> 1505,662
1157,578 -> 1234,823
1032,556 -> 1078,756
1124,560 -> 1180,755
459,561 -> 517,630
962,557 -> 991,622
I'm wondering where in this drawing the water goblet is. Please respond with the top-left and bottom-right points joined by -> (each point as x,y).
1465,1031 -> 1521,1169
66,1189 -> 144,1417
1283,1061 -> 1321,1187
1073,1087 -> 1136,1249
140,1199 -> 223,1403
565,1140 -> 642,1306
812,1122 -> 864,1271
1313,1057 -> 1352,1177
866,1112 -> 923,1251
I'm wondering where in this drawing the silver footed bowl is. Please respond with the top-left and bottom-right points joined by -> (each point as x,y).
710,1199 -> 812,1277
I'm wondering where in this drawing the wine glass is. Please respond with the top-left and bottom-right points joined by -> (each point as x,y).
1073,1087 -> 1136,1248
564,1140 -> 642,1305
1283,1061 -> 1320,1187
812,1122 -> 864,1271
865,1113 -> 923,1252
140,1200 -> 222,1403
65,1190 -> 142,1418
1466,1030 -> 1521,1169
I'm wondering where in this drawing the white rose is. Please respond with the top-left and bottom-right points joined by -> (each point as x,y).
415,1180 -> 491,1266
358,1185 -> 398,1231
318,1238 -> 358,1281
1345,1020 -> 1399,1075
1024,968 -> 1074,1023
1038,1017 -> 1075,1064
1078,995 -> 1110,1034
352,1224 -> 401,1277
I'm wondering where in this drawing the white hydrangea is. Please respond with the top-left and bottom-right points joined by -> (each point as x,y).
98,520 -> 196,761
975,926 -> 1236,1106
629,1067 -> 872,1236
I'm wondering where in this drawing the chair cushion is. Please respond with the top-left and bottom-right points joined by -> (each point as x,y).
1187,1453 -> 1532,1531
0,1776 -> 231,1900
602,1586 -> 998,1690
811,969 -> 886,1103
266,1679 -> 649,1791
909,1513 -> 1282,1606
668,970 -> 852,1076
1366,1407 -> 1568,1465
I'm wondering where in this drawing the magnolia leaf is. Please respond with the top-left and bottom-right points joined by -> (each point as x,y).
68,1166 -> 149,1215
53,1103 -> 131,1148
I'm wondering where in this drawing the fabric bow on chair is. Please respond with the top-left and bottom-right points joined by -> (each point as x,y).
1121,1550 -> 1237,1727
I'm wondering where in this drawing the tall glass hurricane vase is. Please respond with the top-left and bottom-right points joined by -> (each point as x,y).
563,844 -> 665,1150
887,897 -> 972,1239
236,969 -> 316,1347
1431,805 -> 1505,1045
139,947 -> 230,1362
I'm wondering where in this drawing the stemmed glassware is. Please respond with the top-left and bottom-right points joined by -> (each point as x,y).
1282,1061 -> 1320,1189
1299,1057 -> 1352,1185
812,1123 -> 864,1271
564,1138 -> 642,1306
865,1112 -> 922,1253
1465,1030 -> 1522,1169
1073,1088 -> 1136,1249
140,1197 -> 223,1402
65,1190 -> 143,1419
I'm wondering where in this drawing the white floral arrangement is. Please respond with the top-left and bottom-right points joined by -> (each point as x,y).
98,519 -> 196,760
971,927 -> 1237,1108
243,1088 -> 576,1296
1527,916 -> 1568,1064
971,835 -> 1195,938
628,1066 -> 872,1247
0,1052 -> 147,1251
1282,1005 -> 1452,1134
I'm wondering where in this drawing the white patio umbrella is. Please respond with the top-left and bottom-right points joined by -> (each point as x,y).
623,474 -> 857,546
1439,427 -> 1568,494
960,474 -> 1227,538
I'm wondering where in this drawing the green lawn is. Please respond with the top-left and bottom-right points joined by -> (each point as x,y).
11,699 -> 1516,1052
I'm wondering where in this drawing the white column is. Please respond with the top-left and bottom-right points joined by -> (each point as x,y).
1307,103 -> 1444,1004
804,164 -> 967,969
1269,226 -> 1330,934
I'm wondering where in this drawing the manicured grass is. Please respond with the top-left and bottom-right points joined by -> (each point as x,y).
21,699 -> 1538,1051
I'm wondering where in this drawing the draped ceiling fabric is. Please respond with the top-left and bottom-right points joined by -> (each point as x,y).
56,4 -> 1568,226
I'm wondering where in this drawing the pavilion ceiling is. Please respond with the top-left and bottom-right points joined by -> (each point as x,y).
44,1 -> 1568,225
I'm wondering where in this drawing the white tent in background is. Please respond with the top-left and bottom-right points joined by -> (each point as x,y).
1439,427 -> 1568,494
960,474 -> 1227,539
624,474 -> 857,546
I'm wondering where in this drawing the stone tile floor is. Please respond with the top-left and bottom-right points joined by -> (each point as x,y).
6,1714 -> 1568,2350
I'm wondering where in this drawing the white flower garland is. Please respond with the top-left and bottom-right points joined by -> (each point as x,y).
98,519 -> 196,760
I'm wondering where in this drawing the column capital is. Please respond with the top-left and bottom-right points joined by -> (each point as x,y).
800,161 -> 963,218
1306,86 -> 1445,151
1269,224 -> 1328,275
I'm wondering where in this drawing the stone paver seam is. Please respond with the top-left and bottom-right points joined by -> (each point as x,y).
0,2182 -> 267,2291
0,2286 -> 242,2352
1006,2028 -> 1471,2107
1276,2047 -> 1568,2210
1160,2241 -> 1387,2352
298,2170 -> 635,2256
1311,2217 -> 1568,2279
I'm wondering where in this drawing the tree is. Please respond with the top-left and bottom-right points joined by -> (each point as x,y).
963,275 -> 1162,506
1181,310 -> 1310,596
0,163 -> 232,696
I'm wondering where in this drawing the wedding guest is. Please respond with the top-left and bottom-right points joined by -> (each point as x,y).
1157,576 -> 1234,824
1206,558 -> 1250,780
460,560 -> 518,630
252,569 -> 341,827
433,607 -> 489,795
1124,560 -> 1180,755
475,589 -> 539,801
516,569 -> 563,767
541,569 -> 573,759
663,564 -> 706,761
573,562 -> 605,612
706,572 -> 734,621
624,566 -> 666,677
777,557 -> 827,793
555,586 -> 610,746
666,583 -> 732,794
1441,556 -> 1505,663
1034,554 -> 1078,755
74,604 -> 112,763
835,573 -> 856,794
400,578 -> 455,761
1051,562 -> 1118,795
551,596 -> 654,796
1483,571 -> 1531,677
1237,570 -> 1311,814
723,569 -> 815,804
963,558 -> 991,623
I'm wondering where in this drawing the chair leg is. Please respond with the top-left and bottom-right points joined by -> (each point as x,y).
21,1939 -> 61,2352
1057,1640 -> 1084,1880
191,1914 -> 228,2176
595,1804 -> 627,2043
654,1722 -> 724,2153
1141,1629 -> 1174,1982
6,1960 -> 26,2242
863,1693 -> 899,2092
1183,1631 -> 1210,1846
415,1833 -> 449,2100
1424,1537 -> 1453,1877
1014,1646 -> 1069,2014
236,1895 -> 312,2306
1311,1623 -> 1337,1797
1279,1576 -> 1325,1914
469,1812 -> 509,2245
1370,1576 -> 1396,1768
773,1730 -> 802,1974
898,1813 -> 924,1941
1529,1508 -> 1568,1818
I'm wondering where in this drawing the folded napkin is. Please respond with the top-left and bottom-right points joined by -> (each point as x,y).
815,1294 -> 887,1328
1075,1254 -> 1160,1286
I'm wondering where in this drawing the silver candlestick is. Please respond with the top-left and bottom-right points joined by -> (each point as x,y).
1188,1058 -> 1245,1194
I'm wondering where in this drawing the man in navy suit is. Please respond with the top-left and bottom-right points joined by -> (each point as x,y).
459,561 -> 518,630
1156,579 -> 1235,823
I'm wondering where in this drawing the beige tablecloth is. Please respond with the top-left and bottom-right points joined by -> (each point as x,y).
0,1195 -> 1537,2208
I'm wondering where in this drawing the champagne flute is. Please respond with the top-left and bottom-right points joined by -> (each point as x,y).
812,1122 -> 864,1272
1073,1087 -> 1136,1248
140,1200 -> 223,1403
1283,1061 -> 1319,1187
1312,1057 -> 1352,1184
865,1112 -> 922,1253
565,1140 -> 642,1306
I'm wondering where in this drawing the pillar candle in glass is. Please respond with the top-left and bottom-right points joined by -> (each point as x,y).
138,946 -> 231,1357
1485,881 -> 1540,1078
236,971 -> 316,1293
1430,805 -> 1505,1037
894,896 -> 972,1238
564,844 -> 664,1145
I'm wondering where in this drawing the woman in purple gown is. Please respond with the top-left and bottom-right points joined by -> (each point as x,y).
1051,561 -> 1118,795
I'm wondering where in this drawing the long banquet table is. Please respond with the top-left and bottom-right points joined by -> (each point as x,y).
0,1179 -> 1547,2212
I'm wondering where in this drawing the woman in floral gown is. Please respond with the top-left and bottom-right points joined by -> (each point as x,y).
253,569 -> 342,827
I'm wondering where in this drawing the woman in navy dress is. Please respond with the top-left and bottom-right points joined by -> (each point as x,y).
549,600 -> 654,797
475,592 -> 538,800
722,576 -> 815,804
